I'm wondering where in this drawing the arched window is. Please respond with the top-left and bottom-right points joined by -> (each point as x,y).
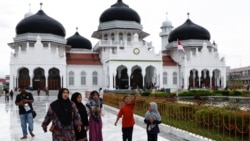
69,71 -> 74,85
119,32 -> 123,41
173,72 -> 177,84
92,71 -> 98,85
163,72 -> 168,84
81,71 -> 86,85
104,34 -> 108,40
127,33 -> 131,41
111,33 -> 115,41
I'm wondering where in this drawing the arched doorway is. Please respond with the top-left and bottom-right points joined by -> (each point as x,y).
115,66 -> 128,89
48,68 -> 61,90
131,66 -> 143,89
189,69 -> 200,88
18,68 -> 30,88
201,69 -> 210,88
33,68 -> 45,90
212,69 -> 221,88
145,66 -> 156,89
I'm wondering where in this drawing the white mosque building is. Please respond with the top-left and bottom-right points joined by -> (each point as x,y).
8,0 -> 226,93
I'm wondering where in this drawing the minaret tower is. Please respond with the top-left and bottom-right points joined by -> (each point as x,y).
159,12 -> 173,51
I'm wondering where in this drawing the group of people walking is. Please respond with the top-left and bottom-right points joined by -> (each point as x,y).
15,87 -> 162,141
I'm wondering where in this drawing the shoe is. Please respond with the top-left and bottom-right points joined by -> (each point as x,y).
20,136 -> 27,139
30,132 -> 35,137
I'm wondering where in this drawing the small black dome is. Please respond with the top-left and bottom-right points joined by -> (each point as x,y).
16,10 -> 66,37
100,0 -> 141,23
67,32 -> 92,50
168,19 -> 210,42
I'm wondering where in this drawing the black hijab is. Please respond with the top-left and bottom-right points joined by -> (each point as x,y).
71,92 -> 89,126
51,88 -> 73,126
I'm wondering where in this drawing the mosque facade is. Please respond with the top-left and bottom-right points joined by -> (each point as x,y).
8,0 -> 226,93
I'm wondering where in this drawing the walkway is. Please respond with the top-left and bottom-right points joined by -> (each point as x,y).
0,91 -> 175,141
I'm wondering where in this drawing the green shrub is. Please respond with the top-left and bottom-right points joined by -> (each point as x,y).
230,90 -> 243,96
141,90 -> 151,96
155,92 -> 166,97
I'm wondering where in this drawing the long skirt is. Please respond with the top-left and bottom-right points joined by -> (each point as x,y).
89,116 -> 103,141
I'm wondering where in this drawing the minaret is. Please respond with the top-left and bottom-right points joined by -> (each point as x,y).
159,12 -> 173,51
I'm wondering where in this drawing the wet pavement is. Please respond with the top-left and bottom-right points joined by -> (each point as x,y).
0,92 -> 171,141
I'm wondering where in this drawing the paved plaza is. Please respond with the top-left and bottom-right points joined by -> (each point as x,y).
0,91 -> 176,141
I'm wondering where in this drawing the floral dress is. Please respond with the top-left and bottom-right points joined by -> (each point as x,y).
42,102 -> 82,141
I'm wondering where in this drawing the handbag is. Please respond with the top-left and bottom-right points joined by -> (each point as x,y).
32,110 -> 37,118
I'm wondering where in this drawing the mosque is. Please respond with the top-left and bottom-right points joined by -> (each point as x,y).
8,0 -> 226,93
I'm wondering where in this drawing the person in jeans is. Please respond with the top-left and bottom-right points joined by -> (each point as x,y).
15,87 -> 35,139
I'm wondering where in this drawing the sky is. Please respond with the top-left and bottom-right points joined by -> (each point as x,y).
0,0 -> 250,78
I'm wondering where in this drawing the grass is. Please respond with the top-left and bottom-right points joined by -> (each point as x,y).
103,93 -> 249,141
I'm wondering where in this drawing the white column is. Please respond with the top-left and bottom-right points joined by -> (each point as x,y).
127,68 -> 131,89
30,69 -> 33,88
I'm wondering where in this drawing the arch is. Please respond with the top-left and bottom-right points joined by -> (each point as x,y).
127,33 -> 132,41
18,67 -> 30,89
115,65 -> 128,89
189,69 -> 200,88
145,66 -> 156,89
212,69 -> 221,89
131,65 -> 143,89
48,68 -> 61,90
33,68 -> 45,90
119,32 -> 123,41
111,33 -> 115,41
201,69 -> 210,88
104,34 -> 108,40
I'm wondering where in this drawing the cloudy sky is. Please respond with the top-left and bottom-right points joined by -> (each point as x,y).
0,0 -> 250,77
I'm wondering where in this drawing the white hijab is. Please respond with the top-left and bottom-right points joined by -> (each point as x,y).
145,102 -> 161,129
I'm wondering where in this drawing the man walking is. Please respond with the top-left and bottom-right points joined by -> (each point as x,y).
15,87 -> 35,139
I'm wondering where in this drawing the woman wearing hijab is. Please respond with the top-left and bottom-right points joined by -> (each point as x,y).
71,92 -> 89,141
144,102 -> 161,141
86,90 -> 103,141
41,88 -> 82,141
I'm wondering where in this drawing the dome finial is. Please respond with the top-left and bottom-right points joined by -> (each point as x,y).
187,12 -> 190,19
76,27 -> 78,32
40,2 -> 43,10
24,2 -> 33,18
28,3 -> 31,12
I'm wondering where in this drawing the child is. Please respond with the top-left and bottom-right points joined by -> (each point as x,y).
114,94 -> 138,141
144,102 -> 161,141
86,90 -> 103,141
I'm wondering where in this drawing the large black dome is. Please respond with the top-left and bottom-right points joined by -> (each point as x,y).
168,19 -> 210,42
67,32 -> 92,50
99,0 -> 141,23
16,10 -> 66,37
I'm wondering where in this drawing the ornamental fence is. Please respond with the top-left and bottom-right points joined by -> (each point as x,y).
104,94 -> 250,141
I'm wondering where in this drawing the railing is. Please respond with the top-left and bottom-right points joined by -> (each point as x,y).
93,40 -> 153,49
104,94 -> 250,141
